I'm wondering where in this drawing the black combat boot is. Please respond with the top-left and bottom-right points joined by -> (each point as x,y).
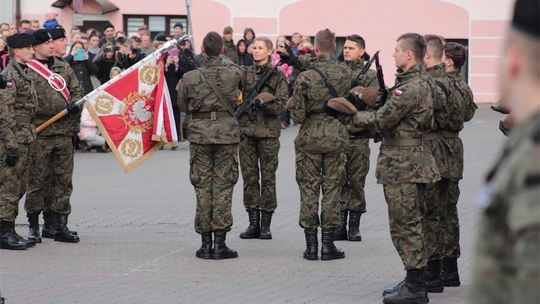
303,228 -> 318,260
347,211 -> 362,241
54,213 -> 80,243
382,279 -> 406,296
195,232 -> 213,259
334,211 -> 348,241
239,209 -> 260,239
27,213 -> 42,244
259,211 -> 273,239
424,259 -> 444,293
42,211 -> 56,238
9,221 -> 35,248
0,221 -> 27,250
212,231 -> 237,260
321,228 -> 345,260
441,257 -> 460,287
383,269 -> 428,304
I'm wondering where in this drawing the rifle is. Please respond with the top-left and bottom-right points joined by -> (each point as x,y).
235,62 -> 282,121
350,50 -> 379,88
276,43 -> 305,72
373,53 -> 388,108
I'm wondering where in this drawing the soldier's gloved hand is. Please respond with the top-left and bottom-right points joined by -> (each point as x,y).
66,103 -> 80,115
323,100 -> 340,119
5,147 -> 19,167
253,98 -> 265,111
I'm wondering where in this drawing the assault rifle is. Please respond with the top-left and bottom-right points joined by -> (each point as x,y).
373,52 -> 388,108
235,61 -> 283,121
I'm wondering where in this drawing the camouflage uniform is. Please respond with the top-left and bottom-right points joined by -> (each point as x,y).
223,40 -> 238,65
340,63 -> 440,269
24,57 -> 84,216
0,61 -> 38,221
290,53 -> 351,230
178,55 -> 244,234
239,63 -> 288,212
469,112 -> 539,304
340,59 -> 377,213
442,69 -> 477,259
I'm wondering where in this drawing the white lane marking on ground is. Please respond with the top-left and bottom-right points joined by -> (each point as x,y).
115,249 -> 180,277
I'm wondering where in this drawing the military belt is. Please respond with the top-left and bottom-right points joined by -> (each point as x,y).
423,133 -> 439,141
190,111 -> 232,120
15,115 -> 34,124
440,130 -> 459,138
382,138 -> 422,147
307,113 -> 327,119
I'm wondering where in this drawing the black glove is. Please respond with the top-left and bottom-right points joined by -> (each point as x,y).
5,147 -> 19,167
347,93 -> 367,111
66,103 -> 80,115
253,98 -> 265,111
491,105 -> 510,114
323,100 -> 340,119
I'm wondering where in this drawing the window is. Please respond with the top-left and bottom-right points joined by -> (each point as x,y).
124,15 -> 188,39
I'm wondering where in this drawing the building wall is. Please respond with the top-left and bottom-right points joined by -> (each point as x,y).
9,0 -> 514,103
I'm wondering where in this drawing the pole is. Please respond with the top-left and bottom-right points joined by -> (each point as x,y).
36,37 -> 187,134
185,0 -> 194,48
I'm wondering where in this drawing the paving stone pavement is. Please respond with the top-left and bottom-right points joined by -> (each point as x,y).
0,106 -> 506,304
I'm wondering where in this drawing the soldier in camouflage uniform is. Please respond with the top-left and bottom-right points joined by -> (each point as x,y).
222,26 -> 238,65
290,29 -> 351,261
470,1 -> 539,302
24,28 -> 83,244
0,33 -> 39,250
335,34 -> 378,242
336,33 -> 440,304
440,42 -> 477,288
421,34 -> 455,293
238,37 -> 288,240
178,31 -> 244,260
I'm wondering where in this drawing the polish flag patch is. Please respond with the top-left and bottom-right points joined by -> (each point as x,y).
394,89 -> 403,96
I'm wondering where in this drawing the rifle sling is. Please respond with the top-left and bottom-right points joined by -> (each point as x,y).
198,70 -> 236,117
312,68 -> 339,98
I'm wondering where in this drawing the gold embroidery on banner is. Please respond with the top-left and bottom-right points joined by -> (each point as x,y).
120,92 -> 154,134
120,139 -> 142,158
95,95 -> 115,115
140,63 -> 161,86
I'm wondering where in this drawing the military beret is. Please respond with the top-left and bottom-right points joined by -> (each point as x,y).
512,0 -> 539,39
223,26 -> 233,34
33,29 -> 53,45
6,33 -> 35,49
48,27 -> 66,40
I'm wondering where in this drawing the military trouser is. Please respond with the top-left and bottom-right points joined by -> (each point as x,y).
24,136 -> 74,215
424,178 -> 449,261
296,149 -> 345,230
340,138 -> 370,213
190,143 -> 238,234
442,179 -> 460,258
384,183 -> 428,270
239,136 -> 280,212
0,142 -> 34,221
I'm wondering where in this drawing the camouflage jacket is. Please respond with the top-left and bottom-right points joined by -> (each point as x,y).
347,59 -> 377,88
291,53 -> 352,153
0,60 -> 38,146
34,57 -> 85,137
341,63 -> 440,184
239,63 -> 288,138
178,56 -> 244,144
470,111 -> 540,304
223,40 -> 238,65
446,69 -> 477,131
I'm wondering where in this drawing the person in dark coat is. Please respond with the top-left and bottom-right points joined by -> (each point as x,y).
64,41 -> 99,95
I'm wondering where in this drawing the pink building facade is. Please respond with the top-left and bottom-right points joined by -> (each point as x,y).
13,0 -> 513,103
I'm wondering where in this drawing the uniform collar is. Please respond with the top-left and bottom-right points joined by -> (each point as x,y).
346,59 -> 366,71
396,63 -> 424,82
426,63 -> 446,77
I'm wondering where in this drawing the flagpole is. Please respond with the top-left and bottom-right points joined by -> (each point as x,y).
36,36 -> 189,134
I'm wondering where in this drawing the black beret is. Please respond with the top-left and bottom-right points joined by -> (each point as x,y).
6,33 -> 35,49
512,0 -> 539,39
33,29 -> 52,45
48,27 -> 66,40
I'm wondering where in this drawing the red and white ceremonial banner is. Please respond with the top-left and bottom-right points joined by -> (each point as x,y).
84,53 -> 177,171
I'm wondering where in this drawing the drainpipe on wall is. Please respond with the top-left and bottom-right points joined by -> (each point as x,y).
15,0 -> 21,30
186,0 -> 194,47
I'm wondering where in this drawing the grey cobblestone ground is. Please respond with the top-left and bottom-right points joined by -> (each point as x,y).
0,106 -> 505,304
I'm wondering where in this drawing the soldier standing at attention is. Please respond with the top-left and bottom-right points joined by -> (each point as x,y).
437,41 -> 478,289
335,34 -> 377,242
0,33 -> 39,250
178,31 -> 244,260
421,34 -> 454,293
334,33 -> 440,304
238,37 -> 288,240
24,28 -> 83,244
470,0 -> 539,303
290,29 -> 351,261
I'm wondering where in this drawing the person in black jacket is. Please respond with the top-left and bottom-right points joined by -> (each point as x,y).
93,43 -> 117,85
237,39 -> 253,66
64,40 -> 99,95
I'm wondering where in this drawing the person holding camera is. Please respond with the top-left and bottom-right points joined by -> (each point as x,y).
116,38 -> 145,70
65,40 -> 98,95
94,43 -> 117,85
